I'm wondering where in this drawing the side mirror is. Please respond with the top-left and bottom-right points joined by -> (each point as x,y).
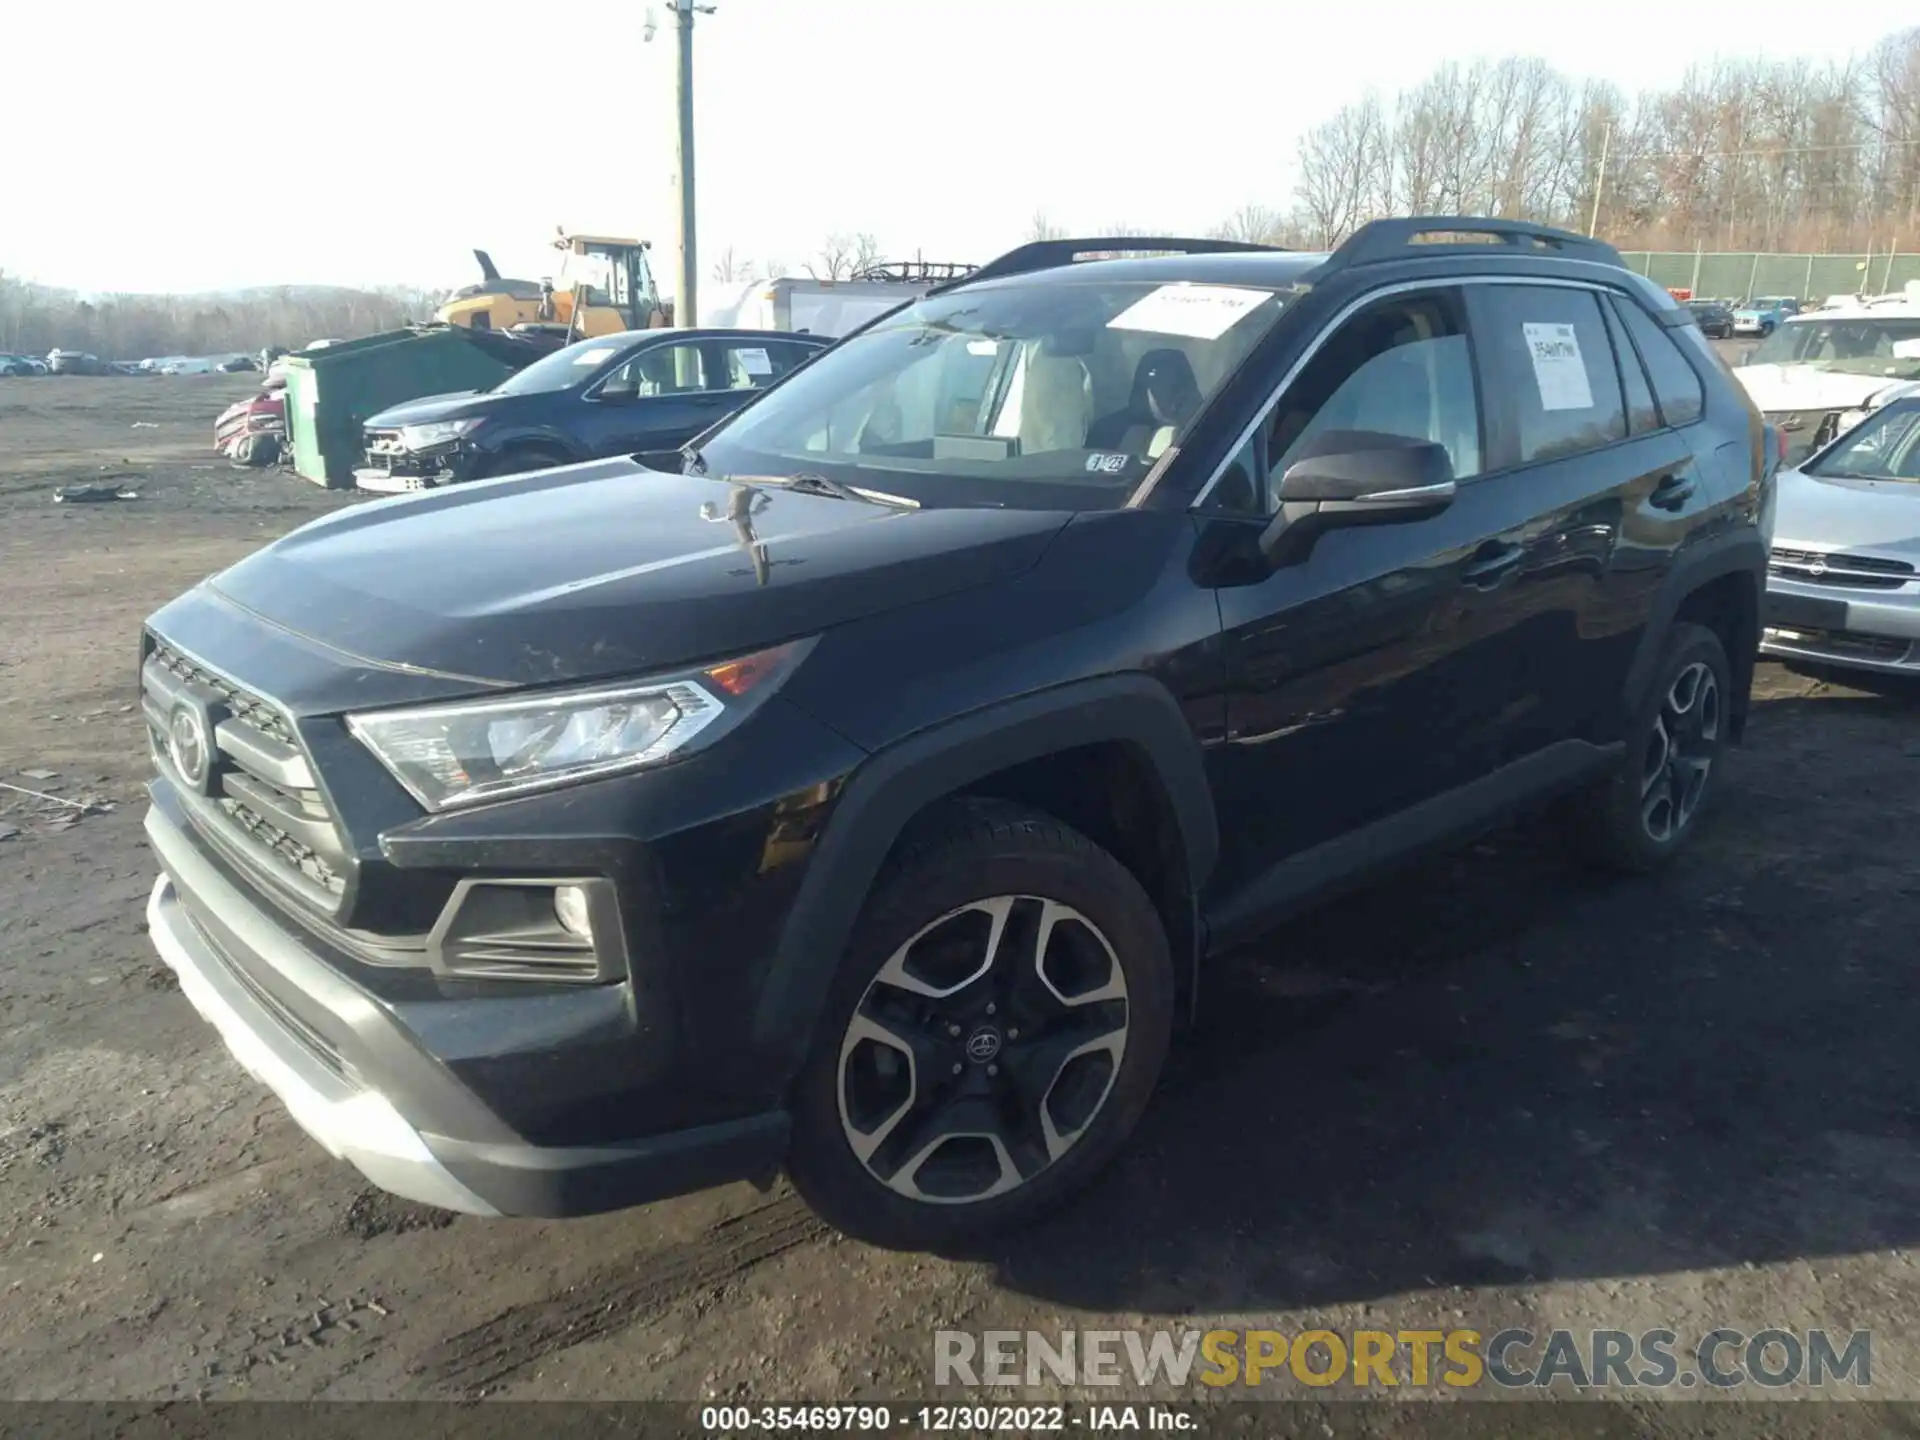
1261,431 -> 1455,562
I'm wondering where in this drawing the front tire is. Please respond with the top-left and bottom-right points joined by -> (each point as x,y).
786,802 -> 1174,1250
1561,622 -> 1730,873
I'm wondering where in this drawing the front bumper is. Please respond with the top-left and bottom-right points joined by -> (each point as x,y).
1760,577 -> 1920,673
145,798 -> 790,1217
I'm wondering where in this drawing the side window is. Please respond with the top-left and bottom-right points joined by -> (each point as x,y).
719,341 -> 812,391
1264,290 -> 1482,503
1474,286 -> 1626,463
1601,299 -> 1660,433
1612,298 -> 1706,427
605,341 -> 707,398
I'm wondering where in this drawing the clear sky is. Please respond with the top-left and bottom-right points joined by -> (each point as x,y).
2,0 -> 1881,298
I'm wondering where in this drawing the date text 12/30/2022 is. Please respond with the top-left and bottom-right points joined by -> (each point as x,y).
700,1405 -> 1195,1432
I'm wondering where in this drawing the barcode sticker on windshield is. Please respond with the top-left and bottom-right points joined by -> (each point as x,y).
572,348 -> 617,366
1107,284 -> 1269,340
1522,322 -> 1594,411
736,347 -> 773,375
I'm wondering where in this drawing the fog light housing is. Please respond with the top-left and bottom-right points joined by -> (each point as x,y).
427,877 -> 624,984
553,884 -> 594,939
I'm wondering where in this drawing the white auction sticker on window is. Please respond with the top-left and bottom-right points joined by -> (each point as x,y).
735,347 -> 773,375
572,348 -> 617,366
1106,284 -> 1269,340
1522,322 -> 1593,411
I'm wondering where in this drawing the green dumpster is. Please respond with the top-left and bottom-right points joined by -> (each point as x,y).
283,328 -> 514,488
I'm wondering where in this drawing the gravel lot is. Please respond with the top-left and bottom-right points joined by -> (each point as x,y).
2,374 -> 1918,1422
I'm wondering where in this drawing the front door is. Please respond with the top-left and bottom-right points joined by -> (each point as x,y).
1203,285 -> 1518,904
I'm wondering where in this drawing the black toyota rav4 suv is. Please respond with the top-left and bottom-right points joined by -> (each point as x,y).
141,218 -> 1774,1250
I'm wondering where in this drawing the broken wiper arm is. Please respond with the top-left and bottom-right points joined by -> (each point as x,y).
775,472 -> 919,509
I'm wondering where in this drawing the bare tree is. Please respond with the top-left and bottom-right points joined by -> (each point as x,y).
1296,92 -> 1390,247
710,246 -> 756,283
1281,24 -> 1920,254
1026,209 -> 1067,242
850,233 -> 883,275
810,232 -> 871,280
1210,203 -> 1287,244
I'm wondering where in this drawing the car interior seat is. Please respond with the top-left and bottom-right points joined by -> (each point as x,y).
1017,338 -> 1095,454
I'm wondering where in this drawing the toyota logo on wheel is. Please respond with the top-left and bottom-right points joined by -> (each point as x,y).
965,1027 -> 1002,1064
167,702 -> 213,792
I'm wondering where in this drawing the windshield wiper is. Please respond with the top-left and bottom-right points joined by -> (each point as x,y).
774,472 -> 918,509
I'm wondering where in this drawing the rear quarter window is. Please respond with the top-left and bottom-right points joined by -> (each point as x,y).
1612,297 -> 1706,427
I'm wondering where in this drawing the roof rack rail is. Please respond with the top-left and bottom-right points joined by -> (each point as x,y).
852,259 -> 978,284
1329,217 -> 1624,268
932,236 -> 1287,293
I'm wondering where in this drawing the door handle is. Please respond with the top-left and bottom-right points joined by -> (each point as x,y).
1649,473 -> 1696,511
1462,541 -> 1525,588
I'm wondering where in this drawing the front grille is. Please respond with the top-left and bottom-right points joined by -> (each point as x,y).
1769,547 -> 1916,591
143,639 -> 347,903
362,430 -> 444,480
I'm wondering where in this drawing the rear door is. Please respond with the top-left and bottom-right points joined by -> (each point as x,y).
1460,281 -> 1695,760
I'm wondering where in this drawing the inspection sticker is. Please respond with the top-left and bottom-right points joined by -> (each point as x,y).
736,347 -> 773,375
1522,322 -> 1593,410
572,347 -> 617,366
1107,284 -> 1269,340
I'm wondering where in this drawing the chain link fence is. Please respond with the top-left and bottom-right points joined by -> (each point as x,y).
1619,251 -> 1920,302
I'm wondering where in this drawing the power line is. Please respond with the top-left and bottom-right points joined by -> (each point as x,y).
1629,138 -> 1920,161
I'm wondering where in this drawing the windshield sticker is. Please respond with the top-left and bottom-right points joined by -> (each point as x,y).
735,347 -> 773,375
1522,322 -> 1594,411
1893,339 -> 1920,360
967,339 -> 1000,356
1085,452 -> 1131,474
1107,284 -> 1269,341
572,348 -> 617,366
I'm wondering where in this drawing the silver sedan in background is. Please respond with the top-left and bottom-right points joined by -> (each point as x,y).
1762,395 -> 1920,677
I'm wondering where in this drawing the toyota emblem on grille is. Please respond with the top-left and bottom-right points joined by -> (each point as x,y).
1808,558 -> 1828,577
167,702 -> 214,793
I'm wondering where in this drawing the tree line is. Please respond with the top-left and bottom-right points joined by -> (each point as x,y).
0,275 -> 439,363
1237,25 -> 1920,254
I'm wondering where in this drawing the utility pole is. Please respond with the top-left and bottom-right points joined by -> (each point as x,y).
647,2 -> 712,327
1587,122 -> 1613,239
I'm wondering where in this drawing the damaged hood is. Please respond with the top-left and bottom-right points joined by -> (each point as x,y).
1737,364 -> 1911,413
203,459 -> 1070,692
363,389 -> 494,428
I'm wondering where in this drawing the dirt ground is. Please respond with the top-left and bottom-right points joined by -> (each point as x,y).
3,375 -> 1920,1421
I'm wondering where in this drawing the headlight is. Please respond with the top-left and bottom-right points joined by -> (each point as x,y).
397,418 -> 482,450
347,638 -> 812,811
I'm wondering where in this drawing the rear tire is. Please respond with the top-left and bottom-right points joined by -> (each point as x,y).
786,801 -> 1174,1250
1561,622 -> 1730,874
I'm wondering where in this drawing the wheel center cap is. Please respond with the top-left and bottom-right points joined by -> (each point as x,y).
964,1026 -> 1003,1064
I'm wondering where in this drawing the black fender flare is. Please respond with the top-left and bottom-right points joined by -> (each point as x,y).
752,673 -> 1219,1073
478,430 -> 582,468
1620,527 -> 1766,737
